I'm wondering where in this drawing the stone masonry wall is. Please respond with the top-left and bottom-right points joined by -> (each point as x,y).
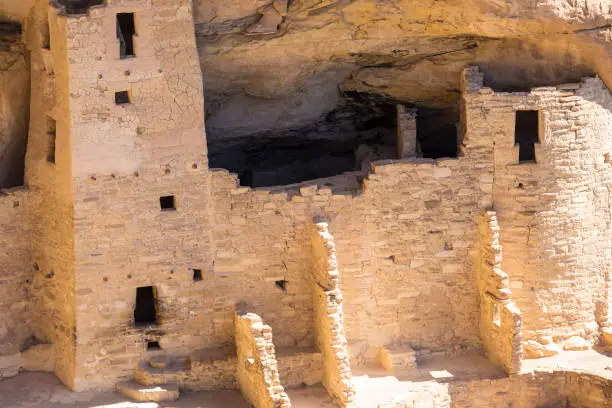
23,1 -> 77,389
59,0 -> 212,391
311,220 -> 354,406
477,210 -> 522,374
234,307 -> 291,408
449,371 -> 612,408
463,66 -> 612,349
0,188 -> 31,357
208,102 -> 496,365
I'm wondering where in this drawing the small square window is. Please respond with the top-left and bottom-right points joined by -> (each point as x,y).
159,195 -> 176,211
147,341 -> 161,350
193,269 -> 203,282
115,91 -> 130,104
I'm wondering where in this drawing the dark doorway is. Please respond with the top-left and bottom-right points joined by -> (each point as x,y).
416,108 -> 458,159
134,286 -> 157,327
515,110 -> 539,163
116,13 -> 136,58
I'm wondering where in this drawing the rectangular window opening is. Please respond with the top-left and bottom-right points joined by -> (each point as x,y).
115,90 -> 130,105
134,286 -> 158,327
42,19 -> 50,50
46,116 -> 56,164
192,269 -> 203,282
492,303 -> 501,327
515,110 -> 539,163
159,195 -> 176,211
116,13 -> 136,59
147,341 -> 161,350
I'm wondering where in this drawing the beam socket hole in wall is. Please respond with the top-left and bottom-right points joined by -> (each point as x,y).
492,303 -> 501,327
275,279 -> 288,292
193,269 -> 203,282
46,116 -> 56,164
116,13 -> 136,59
115,90 -> 131,105
147,341 -> 161,350
159,195 -> 176,211
134,286 -> 158,327
515,110 -> 539,163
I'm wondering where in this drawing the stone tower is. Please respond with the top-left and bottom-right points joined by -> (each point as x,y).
26,0 -> 211,390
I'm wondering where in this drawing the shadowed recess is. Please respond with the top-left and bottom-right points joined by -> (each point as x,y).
50,0 -> 105,15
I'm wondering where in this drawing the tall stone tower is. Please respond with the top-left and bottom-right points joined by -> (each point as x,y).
26,0 -> 212,390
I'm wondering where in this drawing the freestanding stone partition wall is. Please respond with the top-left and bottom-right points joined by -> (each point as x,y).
478,210 -> 522,373
235,303 -> 291,408
311,219 -> 355,407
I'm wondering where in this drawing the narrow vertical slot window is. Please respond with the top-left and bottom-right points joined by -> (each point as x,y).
46,116 -> 56,164
116,13 -> 136,59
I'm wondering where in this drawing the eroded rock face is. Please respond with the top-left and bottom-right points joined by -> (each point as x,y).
196,0 -> 612,148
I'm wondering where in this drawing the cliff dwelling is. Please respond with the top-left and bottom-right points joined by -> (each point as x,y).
0,0 -> 612,408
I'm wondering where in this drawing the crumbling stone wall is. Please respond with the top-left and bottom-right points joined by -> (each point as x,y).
463,66 -> 612,350
311,220 -> 354,406
234,307 -> 291,408
477,210 -> 522,373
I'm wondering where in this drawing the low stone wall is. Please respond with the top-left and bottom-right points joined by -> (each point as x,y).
234,307 -> 291,408
311,220 -> 355,406
449,370 -> 612,408
276,348 -> 323,388
184,348 -> 237,390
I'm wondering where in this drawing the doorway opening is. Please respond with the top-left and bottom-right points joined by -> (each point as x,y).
134,286 -> 157,327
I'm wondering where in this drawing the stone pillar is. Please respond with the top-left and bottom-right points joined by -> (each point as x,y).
396,105 -> 418,159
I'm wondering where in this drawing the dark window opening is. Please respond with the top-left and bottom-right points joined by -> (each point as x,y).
416,108 -> 459,159
134,286 -> 158,327
515,110 -> 539,163
275,279 -> 288,292
115,91 -> 130,105
159,195 -> 176,211
208,96 -> 397,188
116,13 -> 136,58
46,116 -> 56,164
147,341 -> 161,350
193,269 -> 203,282
42,19 -> 50,49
